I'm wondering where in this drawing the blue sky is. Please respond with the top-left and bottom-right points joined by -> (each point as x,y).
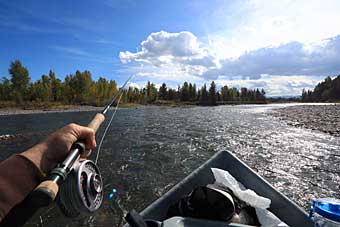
1,0 -> 340,96
0,0 -> 226,80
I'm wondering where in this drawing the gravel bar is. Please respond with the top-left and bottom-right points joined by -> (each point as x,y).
271,104 -> 340,137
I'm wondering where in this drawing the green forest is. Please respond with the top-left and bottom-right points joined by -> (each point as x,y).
302,75 -> 340,102
0,60 -> 267,107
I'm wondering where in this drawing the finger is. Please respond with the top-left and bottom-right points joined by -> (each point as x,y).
73,125 -> 97,150
81,149 -> 92,158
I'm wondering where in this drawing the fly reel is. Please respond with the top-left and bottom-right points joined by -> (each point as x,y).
57,159 -> 103,217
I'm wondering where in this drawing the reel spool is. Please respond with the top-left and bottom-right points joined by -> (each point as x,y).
57,160 -> 103,217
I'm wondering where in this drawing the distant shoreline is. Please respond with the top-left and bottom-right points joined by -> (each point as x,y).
0,105 -> 104,116
0,100 -> 272,116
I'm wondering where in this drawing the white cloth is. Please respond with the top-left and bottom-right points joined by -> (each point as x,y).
211,168 -> 289,227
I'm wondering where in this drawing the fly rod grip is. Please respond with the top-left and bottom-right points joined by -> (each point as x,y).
82,113 -> 105,158
31,180 -> 59,204
31,112 -> 104,205
87,113 -> 105,133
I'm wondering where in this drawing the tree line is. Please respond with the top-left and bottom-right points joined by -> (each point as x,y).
0,60 -> 118,106
302,75 -> 340,102
0,60 -> 266,106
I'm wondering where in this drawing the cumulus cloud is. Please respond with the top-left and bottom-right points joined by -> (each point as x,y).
120,31 -> 340,82
120,31 -> 218,79
121,31 -> 202,61
204,35 -> 340,79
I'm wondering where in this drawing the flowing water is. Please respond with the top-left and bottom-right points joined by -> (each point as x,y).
0,104 -> 339,227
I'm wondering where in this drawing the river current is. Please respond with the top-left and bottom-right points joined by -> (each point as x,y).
0,104 -> 339,227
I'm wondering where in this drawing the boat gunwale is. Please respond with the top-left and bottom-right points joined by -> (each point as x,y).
124,150 -> 314,227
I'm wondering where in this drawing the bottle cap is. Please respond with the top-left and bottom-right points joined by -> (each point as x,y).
313,198 -> 340,223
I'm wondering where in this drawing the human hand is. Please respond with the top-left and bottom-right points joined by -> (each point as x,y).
21,123 -> 97,174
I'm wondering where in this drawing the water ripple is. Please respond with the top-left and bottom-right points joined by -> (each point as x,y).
0,104 -> 339,226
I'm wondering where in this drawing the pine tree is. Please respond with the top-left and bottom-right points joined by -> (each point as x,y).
159,83 -> 167,100
199,84 -> 208,104
180,82 -> 190,101
208,81 -> 217,105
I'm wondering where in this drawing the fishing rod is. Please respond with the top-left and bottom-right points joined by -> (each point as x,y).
1,75 -> 134,227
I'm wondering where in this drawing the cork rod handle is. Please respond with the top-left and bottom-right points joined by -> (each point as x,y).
87,113 -> 105,133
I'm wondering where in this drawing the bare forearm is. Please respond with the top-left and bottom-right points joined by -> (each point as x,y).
0,123 -> 96,222
0,155 -> 43,221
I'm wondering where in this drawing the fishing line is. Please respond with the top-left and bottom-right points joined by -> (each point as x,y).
95,74 -> 134,164
95,92 -> 124,164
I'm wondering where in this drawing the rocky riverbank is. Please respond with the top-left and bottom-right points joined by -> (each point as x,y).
271,104 -> 340,136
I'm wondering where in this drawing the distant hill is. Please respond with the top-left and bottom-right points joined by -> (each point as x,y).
302,76 -> 340,102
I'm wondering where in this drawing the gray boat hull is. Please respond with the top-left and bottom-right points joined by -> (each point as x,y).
124,150 -> 314,227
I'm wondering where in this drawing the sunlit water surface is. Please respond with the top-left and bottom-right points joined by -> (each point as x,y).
0,104 -> 339,227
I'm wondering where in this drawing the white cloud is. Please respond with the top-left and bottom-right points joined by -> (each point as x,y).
120,31 -> 218,80
216,75 -> 323,96
127,82 -> 141,89
119,0 -> 340,96
121,31 -> 340,81
204,35 -> 340,79
120,31 -> 204,62
210,0 -> 340,58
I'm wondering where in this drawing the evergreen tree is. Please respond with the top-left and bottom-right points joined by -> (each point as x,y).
208,81 -> 217,105
180,82 -> 190,101
301,75 -> 340,102
188,83 -> 197,101
167,88 -> 176,100
261,89 -> 266,99
240,87 -> 248,101
199,84 -> 208,104
159,83 -> 167,100
188,83 -> 193,101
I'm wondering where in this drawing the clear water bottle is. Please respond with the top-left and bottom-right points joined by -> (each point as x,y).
309,198 -> 340,227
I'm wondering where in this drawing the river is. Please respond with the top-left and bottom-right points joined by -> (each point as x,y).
0,104 -> 339,227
